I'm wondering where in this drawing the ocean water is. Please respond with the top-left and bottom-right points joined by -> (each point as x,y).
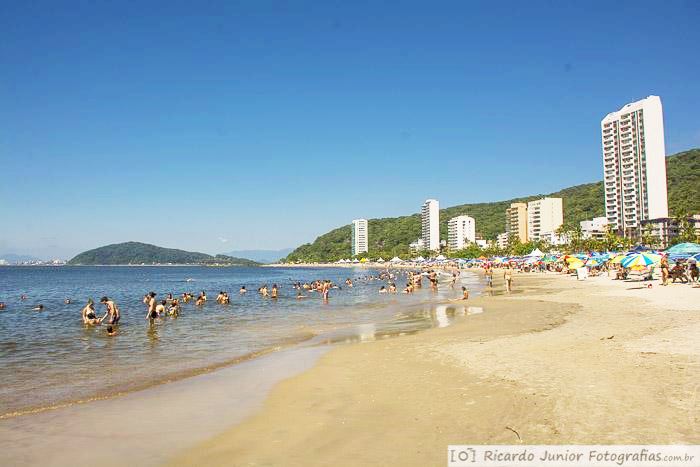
0,266 -> 482,417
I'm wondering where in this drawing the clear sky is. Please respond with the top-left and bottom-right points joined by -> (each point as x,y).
1,1 -> 699,259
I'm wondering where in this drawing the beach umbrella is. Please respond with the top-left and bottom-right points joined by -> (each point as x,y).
435,254 -> 447,261
359,257 -> 368,263
620,253 -> 661,269
352,258 -> 360,263
390,256 -> 403,263
610,254 -> 628,264
665,243 -> 700,255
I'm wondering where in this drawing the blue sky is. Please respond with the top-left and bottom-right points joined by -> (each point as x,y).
1,1 -> 699,258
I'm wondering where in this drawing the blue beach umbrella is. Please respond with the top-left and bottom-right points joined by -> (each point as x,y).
665,243 -> 700,255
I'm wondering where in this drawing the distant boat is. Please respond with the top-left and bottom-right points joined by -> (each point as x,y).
185,278 -> 195,282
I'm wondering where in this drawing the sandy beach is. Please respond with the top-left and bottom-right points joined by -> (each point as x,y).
172,272 -> 699,466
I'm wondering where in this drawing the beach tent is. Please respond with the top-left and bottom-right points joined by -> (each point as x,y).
359,258 -> 369,263
525,248 -> 544,257
414,256 -> 425,262
435,254 -> 447,261
377,257 -> 385,263
390,256 -> 404,263
352,258 -> 360,263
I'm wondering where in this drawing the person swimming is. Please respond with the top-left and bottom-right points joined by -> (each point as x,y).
239,286 -> 246,294
106,326 -> 116,336
271,284 -> 278,299
155,300 -> 166,316
64,298 -> 72,304
33,304 -> 44,311
168,298 -> 180,317
379,286 -> 387,294
0,302 -> 6,310
195,293 -> 206,306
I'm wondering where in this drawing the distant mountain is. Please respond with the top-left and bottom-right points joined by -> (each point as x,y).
284,148 -> 700,262
224,248 -> 294,264
0,253 -> 42,263
68,242 -> 260,266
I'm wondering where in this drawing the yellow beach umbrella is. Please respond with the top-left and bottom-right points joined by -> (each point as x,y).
567,258 -> 585,269
610,254 -> 627,264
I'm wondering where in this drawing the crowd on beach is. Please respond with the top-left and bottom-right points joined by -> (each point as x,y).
0,268 -> 477,335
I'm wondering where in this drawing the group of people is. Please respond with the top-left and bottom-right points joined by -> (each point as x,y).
660,256 -> 699,285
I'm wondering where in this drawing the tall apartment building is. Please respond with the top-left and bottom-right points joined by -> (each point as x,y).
447,215 -> 476,251
421,199 -> 440,251
601,96 -> 668,235
505,202 -> 528,243
351,219 -> 368,256
527,197 -> 563,241
496,232 -> 509,250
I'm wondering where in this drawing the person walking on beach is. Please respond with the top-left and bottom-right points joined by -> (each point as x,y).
504,267 -> 513,293
485,267 -> 493,287
100,296 -> 120,324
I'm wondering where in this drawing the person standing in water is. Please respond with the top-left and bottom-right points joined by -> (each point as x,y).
271,284 -> 278,299
145,292 -> 158,321
100,297 -> 120,324
81,298 -> 100,325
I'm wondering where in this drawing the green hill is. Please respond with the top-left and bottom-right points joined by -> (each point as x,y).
285,149 -> 700,262
68,242 -> 260,266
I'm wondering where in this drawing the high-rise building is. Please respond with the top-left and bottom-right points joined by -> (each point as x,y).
447,215 -> 476,251
421,199 -> 440,251
601,96 -> 668,235
351,219 -> 368,256
496,232 -> 509,250
505,202 -> 528,243
527,197 -> 563,241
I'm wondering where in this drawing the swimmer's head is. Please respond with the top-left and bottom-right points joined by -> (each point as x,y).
100,297 -> 108,303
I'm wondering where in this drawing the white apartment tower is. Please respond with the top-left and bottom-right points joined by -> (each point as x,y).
351,219 -> 368,256
527,197 -> 563,241
421,199 -> 440,251
447,215 -> 476,251
601,96 -> 668,235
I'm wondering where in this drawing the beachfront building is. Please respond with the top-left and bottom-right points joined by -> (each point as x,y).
496,232 -> 509,250
601,96 -> 668,237
580,217 -> 609,240
505,202 -> 528,243
539,231 -> 570,246
527,197 -> 563,242
639,215 -> 700,248
409,238 -> 425,253
447,215 -> 476,251
351,219 -> 368,256
421,199 -> 440,251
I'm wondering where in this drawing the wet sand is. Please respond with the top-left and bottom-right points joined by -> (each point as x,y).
172,272 -> 700,466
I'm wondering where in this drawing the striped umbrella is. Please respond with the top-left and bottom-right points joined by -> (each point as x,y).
620,253 -> 662,269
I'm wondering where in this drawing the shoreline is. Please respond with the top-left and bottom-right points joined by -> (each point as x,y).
172,271 -> 700,466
